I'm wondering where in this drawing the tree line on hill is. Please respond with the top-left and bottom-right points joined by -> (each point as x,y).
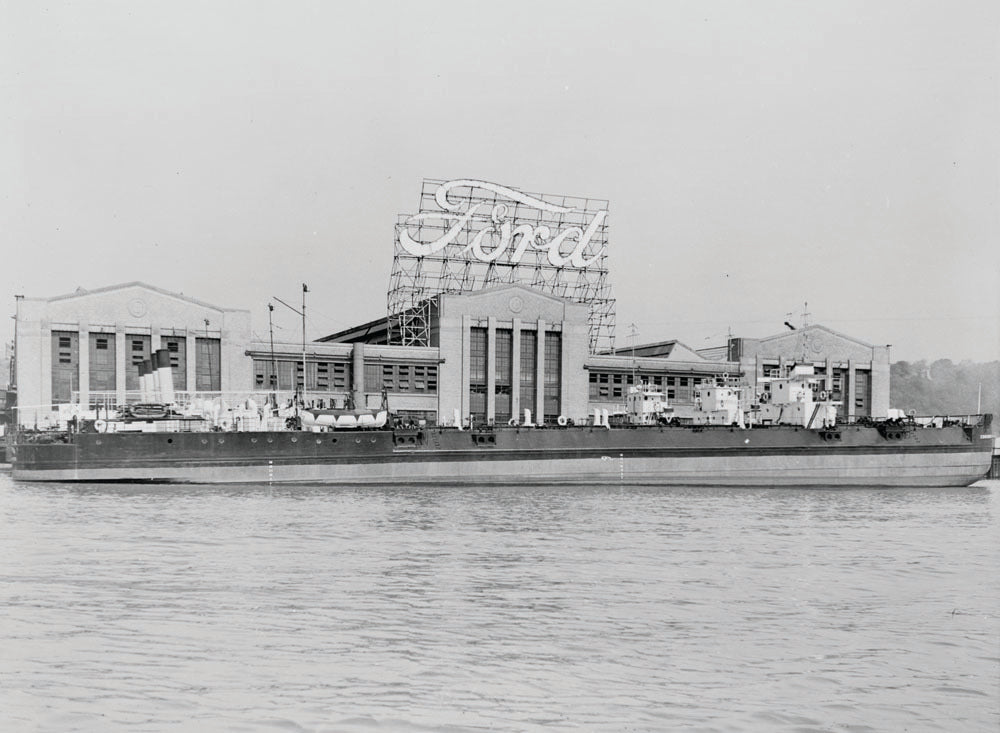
890,360 -> 1000,418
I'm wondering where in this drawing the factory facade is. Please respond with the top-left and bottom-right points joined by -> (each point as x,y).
13,283 -> 251,427
13,281 -> 888,428
10,180 -> 890,427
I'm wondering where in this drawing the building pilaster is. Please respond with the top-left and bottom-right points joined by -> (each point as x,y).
185,333 -> 198,396
115,328 -> 127,404
847,359 -> 857,421
486,316 -> 496,423
511,318 -> 521,420
77,325 -> 89,407
536,319 -> 546,422
461,315 -> 471,424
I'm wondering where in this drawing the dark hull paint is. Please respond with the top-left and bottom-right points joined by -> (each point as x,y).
11,420 -> 994,487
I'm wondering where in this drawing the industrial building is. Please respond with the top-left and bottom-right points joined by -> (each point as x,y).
10,180 -> 890,427
11,279 -> 888,428
13,282 -> 251,427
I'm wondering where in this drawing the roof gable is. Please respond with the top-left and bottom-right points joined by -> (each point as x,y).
758,324 -> 873,349
45,281 -> 243,313
454,284 -> 570,306
749,324 -> 876,362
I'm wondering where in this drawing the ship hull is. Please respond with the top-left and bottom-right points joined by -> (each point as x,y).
11,422 -> 994,487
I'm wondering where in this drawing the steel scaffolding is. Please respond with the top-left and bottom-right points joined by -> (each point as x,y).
387,179 -> 616,352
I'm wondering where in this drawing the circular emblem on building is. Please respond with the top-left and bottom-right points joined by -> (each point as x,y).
810,334 -> 826,354
127,298 -> 147,318
508,295 -> 524,314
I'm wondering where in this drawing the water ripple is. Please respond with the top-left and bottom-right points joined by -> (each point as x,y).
1,476 -> 997,731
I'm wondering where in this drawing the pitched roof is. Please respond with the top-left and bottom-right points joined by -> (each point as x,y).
757,323 -> 874,348
43,281 -> 246,312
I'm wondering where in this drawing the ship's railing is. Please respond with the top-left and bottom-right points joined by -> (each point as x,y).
72,389 -> 350,410
835,413 -> 990,428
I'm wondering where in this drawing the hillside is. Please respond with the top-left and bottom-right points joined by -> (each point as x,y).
890,360 -> 1000,418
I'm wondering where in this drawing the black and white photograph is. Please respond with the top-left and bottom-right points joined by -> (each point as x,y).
1,1 -> 998,731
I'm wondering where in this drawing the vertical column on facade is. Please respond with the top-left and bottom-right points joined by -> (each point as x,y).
486,316 -> 496,424
38,320 -> 53,415
847,359 -> 857,421
869,345 -> 891,418
185,333 -> 198,397
351,342 -> 365,410
77,324 -> 90,408
115,328 -> 127,405
510,318 -> 521,421
461,315 -> 472,425
559,324 -> 571,419
218,326 -> 229,396
535,319 -> 546,422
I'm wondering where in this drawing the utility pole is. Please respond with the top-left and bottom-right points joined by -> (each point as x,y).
268,303 -> 277,393
302,283 -> 308,406
273,287 -> 308,413
628,322 -> 638,387
204,319 -> 212,395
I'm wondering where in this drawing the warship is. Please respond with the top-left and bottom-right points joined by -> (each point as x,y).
9,360 -> 993,487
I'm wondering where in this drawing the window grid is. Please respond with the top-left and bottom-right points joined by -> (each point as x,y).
363,363 -> 438,393
469,327 -> 488,422
519,330 -> 537,420
543,331 -> 561,421
494,329 -> 512,423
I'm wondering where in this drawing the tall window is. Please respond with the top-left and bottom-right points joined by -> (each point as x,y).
469,327 -> 487,423
543,331 -> 561,422
51,331 -> 79,404
853,370 -> 871,416
494,328 -> 512,423
163,337 -> 187,390
519,330 -> 537,420
125,335 -> 151,392
195,337 -> 221,392
88,333 -> 116,392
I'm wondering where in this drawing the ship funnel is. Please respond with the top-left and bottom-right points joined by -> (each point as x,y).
593,408 -> 602,427
523,409 -> 535,427
151,359 -> 162,402
139,360 -> 153,402
601,409 -> 610,429
154,348 -> 175,404
454,408 -> 462,430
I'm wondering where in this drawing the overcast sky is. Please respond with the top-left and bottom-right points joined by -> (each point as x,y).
3,1 -> 998,363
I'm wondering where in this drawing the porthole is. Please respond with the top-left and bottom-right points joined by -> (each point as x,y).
95,439 -> 102,445
267,437 -> 274,443
218,438 -> 225,445
291,437 -> 298,443
355,438 -> 362,444
167,438 -> 173,444
315,438 -> 323,444
330,438 -> 337,444
201,438 -> 208,445
251,437 -> 257,444
370,437 -> 377,443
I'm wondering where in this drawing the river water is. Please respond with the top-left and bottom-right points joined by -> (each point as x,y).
1,473 -> 997,732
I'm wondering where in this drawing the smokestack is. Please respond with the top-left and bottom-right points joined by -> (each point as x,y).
141,359 -> 154,402
155,349 -> 175,404
137,360 -> 148,402
151,360 -> 161,402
